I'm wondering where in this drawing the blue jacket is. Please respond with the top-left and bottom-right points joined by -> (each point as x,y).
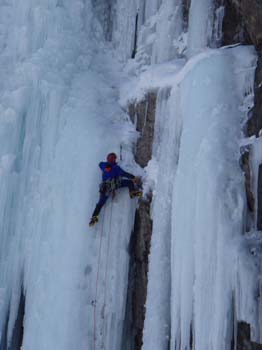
99,162 -> 134,182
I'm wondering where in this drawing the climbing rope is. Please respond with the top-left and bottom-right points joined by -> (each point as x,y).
93,209 -> 105,350
120,144 -> 123,161
93,196 -> 114,350
101,199 -> 114,349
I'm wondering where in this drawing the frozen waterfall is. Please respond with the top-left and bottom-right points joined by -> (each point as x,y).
0,1 -> 261,350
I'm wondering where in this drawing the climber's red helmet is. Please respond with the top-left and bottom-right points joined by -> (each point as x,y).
107,152 -> 117,164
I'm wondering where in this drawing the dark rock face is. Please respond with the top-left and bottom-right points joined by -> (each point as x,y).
241,151 -> 255,214
236,322 -> 262,350
236,321 -> 252,350
223,1 -> 262,347
222,0 -> 252,46
247,53 -> 262,137
222,3 -> 262,350
223,1 -> 262,189
125,93 -> 157,350
253,342 -> 262,350
223,0 -> 262,132
9,291 -> 25,350
230,0 -> 262,50
241,151 -> 255,232
223,2 -> 262,233
0,290 -> 25,350
182,0 -> 191,29
132,201 -> 152,350
0,312 -> 9,350
129,93 -> 157,168
257,164 -> 262,230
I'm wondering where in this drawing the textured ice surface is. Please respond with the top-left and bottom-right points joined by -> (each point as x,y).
140,47 -> 258,350
0,1 -> 260,350
0,1 -> 137,350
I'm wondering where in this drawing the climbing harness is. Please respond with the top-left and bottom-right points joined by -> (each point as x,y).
99,178 -> 121,196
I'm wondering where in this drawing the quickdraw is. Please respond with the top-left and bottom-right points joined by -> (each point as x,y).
99,178 -> 121,196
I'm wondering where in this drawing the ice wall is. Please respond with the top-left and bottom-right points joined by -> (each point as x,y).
111,0 -> 184,64
111,0 -> 224,64
111,0 -> 138,62
138,0 -> 184,65
136,46 -> 257,350
141,87 -> 177,350
170,48 -> 256,350
0,1 -> 137,350
0,1 -> 259,350
116,0 -> 260,348
187,0 -> 214,55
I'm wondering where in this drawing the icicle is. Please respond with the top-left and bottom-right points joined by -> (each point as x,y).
152,0 -> 184,63
143,86 -> 180,350
187,0 -> 215,56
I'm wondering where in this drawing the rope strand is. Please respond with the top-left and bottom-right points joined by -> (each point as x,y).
93,210 -> 105,350
101,200 -> 114,349
93,194 -> 114,350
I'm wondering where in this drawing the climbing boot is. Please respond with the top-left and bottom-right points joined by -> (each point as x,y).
129,190 -> 142,199
89,215 -> 99,227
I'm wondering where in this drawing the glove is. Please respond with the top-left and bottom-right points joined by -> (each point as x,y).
133,176 -> 140,184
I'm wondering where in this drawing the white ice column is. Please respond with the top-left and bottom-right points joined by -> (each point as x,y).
170,48 -> 256,350
187,0 -> 214,56
144,0 -> 162,21
152,0 -> 184,63
112,0 -> 139,61
142,87 -> 183,350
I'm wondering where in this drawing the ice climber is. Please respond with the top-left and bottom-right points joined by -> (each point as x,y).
89,152 -> 142,226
